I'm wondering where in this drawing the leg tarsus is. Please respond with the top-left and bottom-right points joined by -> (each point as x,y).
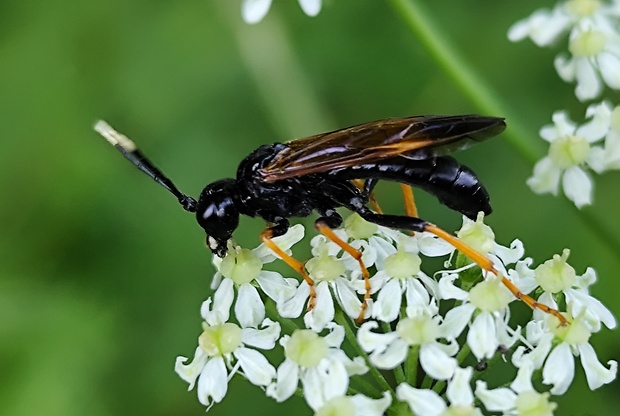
315,216 -> 370,323
260,223 -> 317,311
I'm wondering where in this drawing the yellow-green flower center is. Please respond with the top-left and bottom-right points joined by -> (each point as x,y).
396,314 -> 440,345
220,246 -> 262,285
306,251 -> 345,281
534,248 -> 576,293
569,29 -> 606,57
384,247 -> 421,279
548,313 -> 591,345
199,322 -> 243,356
469,278 -> 512,312
315,396 -> 355,416
566,0 -> 600,17
457,212 -> 495,255
440,405 -> 481,416
549,135 -> 590,168
285,329 -> 329,368
515,390 -> 558,416
344,213 -> 378,239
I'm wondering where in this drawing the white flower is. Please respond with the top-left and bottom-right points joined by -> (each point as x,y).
439,273 -> 520,361
513,311 -> 617,395
513,248 -> 616,330
369,243 -> 439,322
241,0 -> 322,24
266,323 -> 367,409
278,243 -> 364,331
527,108 -> 609,207
310,392 -> 392,416
508,0 -> 620,100
211,224 -> 303,328
175,298 -> 280,408
585,102 -> 620,172
397,367 -> 483,416
555,20 -> 620,100
508,0 -> 620,47
476,360 -> 558,415
358,306 -> 459,381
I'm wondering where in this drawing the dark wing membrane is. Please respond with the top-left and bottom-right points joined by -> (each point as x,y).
260,115 -> 505,182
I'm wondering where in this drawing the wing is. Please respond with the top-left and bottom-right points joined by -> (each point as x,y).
259,114 -> 505,182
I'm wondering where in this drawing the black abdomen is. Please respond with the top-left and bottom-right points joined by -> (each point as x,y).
330,156 -> 491,219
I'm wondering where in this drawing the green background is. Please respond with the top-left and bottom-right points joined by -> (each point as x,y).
1,0 -> 618,414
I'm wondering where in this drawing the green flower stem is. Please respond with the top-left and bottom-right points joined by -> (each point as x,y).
335,310 -> 394,395
387,0 -> 620,254
404,345 -> 419,387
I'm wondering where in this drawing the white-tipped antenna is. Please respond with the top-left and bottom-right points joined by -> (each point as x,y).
94,120 -> 197,212
94,120 -> 137,152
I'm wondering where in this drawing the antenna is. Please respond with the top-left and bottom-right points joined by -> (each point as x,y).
94,120 -> 197,213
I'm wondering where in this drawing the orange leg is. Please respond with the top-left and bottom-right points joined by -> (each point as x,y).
260,228 -> 317,310
425,224 -> 568,326
401,184 -> 418,218
401,184 -> 418,236
315,221 -> 370,324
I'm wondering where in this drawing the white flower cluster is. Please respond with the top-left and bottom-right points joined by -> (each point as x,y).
174,214 -> 617,415
509,0 -> 620,207
527,101 -> 620,207
509,0 -> 620,101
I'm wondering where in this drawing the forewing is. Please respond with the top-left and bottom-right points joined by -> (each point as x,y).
260,115 -> 505,182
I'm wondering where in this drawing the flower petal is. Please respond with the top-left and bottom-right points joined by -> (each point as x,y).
241,318 -> 281,349
334,278 -> 364,320
598,52 -> 620,90
175,347 -> 208,390
396,383 -> 445,416
562,166 -> 592,208
266,358 -> 299,402
304,281 -> 335,332
256,270 -> 298,303
351,391 -> 392,416
419,343 -> 457,381
235,283 -> 265,328
574,57 -> 602,101
467,311 -> 498,360
278,280 -> 310,318
441,303 -> 476,340
357,321 -> 399,352
298,0 -> 321,16
369,337 -> 409,369
372,278 -> 402,322
527,157 -> 561,196
475,380 -> 516,412
241,0 -> 273,24
446,367 -> 474,405
197,356 -> 228,405
542,343 -> 575,394
577,342 -> 618,390
234,346 -> 276,386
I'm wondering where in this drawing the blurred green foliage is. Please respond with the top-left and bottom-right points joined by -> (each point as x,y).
0,1 -> 617,415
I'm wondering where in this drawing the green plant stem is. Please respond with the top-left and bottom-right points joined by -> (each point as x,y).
335,310 -> 394,395
404,345 -> 419,387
